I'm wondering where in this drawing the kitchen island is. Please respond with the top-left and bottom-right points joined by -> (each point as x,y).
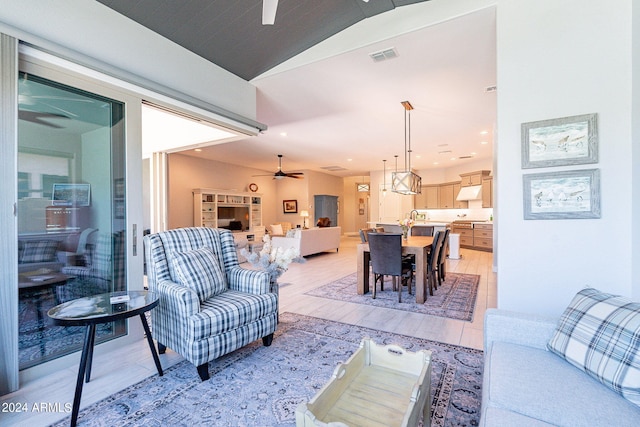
373,221 -> 450,234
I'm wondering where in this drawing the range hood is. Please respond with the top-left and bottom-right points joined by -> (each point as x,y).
456,185 -> 482,201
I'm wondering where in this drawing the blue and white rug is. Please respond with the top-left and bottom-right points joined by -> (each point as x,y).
54,312 -> 483,427
306,272 -> 480,321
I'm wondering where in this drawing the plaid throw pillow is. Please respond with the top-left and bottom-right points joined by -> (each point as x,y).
547,288 -> 640,407
20,240 -> 59,263
171,247 -> 226,302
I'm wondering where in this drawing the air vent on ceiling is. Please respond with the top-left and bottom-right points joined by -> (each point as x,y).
485,85 -> 497,93
438,150 -> 452,154
321,165 -> 348,172
369,47 -> 398,63
458,155 -> 474,159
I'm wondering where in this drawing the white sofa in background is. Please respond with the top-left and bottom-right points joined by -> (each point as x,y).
271,226 -> 341,257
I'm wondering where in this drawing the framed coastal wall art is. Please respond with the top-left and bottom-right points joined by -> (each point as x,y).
523,169 -> 600,219
521,113 -> 598,168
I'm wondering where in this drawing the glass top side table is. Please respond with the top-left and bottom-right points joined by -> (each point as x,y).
48,290 -> 164,427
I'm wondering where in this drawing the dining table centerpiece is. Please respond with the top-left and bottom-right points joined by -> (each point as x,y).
241,234 -> 305,284
399,218 -> 414,240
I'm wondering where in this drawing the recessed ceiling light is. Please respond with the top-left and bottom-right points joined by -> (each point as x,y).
480,130 -> 489,135
194,148 -> 202,152
450,157 -> 457,161
280,132 -> 287,137
415,155 -> 421,159
347,158 -> 353,162
471,152 -> 477,156
480,141 -> 489,145
433,162 -> 439,165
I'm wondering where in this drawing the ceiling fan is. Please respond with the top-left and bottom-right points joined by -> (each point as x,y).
262,0 -> 279,25
254,154 -> 304,179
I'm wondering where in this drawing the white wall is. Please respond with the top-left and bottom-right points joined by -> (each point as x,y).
166,154 -> 278,229
496,0 -> 637,315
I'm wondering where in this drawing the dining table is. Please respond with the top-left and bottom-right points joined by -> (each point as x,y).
357,235 -> 434,304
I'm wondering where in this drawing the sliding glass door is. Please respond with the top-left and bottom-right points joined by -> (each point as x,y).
17,71 -> 127,369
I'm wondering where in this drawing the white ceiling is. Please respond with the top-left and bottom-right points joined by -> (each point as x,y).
172,6 -> 496,178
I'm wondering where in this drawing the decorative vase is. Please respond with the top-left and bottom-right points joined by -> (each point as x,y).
402,226 -> 409,240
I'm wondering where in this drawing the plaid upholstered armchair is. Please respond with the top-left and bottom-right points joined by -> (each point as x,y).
144,227 -> 278,381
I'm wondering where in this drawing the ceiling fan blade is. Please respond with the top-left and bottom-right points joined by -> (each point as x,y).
262,0 -> 278,25
286,174 -> 304,179
18,110 -> 68,128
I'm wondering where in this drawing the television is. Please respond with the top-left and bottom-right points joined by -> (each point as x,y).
52,183 -> 91,206
217,206 -> 249,231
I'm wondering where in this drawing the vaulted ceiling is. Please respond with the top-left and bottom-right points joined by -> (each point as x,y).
96,0 -> 431,80
95,1 -> 497,177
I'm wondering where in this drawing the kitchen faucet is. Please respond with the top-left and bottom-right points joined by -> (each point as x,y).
409,209 -> 419,221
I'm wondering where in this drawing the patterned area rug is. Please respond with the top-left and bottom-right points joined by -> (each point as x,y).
54,313 -> 483,427
306,272 -> 480,321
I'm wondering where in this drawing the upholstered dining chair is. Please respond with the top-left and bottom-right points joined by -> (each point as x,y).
144,227 -> 278,381
436,229 -> 450,287
367,232 -> 413,303
426,231 -> 445,296
411,226 -> 434,236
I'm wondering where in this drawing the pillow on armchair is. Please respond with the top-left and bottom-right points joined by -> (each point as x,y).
270,224 -> 283,236
171,247 -> 226,300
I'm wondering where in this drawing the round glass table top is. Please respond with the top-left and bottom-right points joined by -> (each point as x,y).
48,290 -> 158,325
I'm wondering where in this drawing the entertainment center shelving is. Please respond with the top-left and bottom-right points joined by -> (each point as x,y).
193,189 -> 262,232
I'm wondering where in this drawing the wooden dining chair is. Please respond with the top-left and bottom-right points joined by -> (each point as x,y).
367,233 -> 413,302
411,226 -> 434,236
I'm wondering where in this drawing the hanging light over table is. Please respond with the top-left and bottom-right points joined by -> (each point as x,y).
382,159 -> 387,197
392,100 -> 422,195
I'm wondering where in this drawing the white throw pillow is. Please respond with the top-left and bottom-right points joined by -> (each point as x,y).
547,287 -> 640,407
171,247 -> 226,301
270,224 -> 283,235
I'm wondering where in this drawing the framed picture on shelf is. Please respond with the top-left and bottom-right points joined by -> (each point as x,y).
521,113 -> 598,168
523,169 -> 600,220
283,199 -> 297,214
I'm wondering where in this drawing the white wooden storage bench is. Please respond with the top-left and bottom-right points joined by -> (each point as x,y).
296,338 -> 432,427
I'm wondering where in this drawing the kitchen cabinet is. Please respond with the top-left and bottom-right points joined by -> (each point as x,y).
415,184 -> 439,209
438,182 -> 455,209
459,170 -> 491,187
454,228 -> 474,247
473,223 -> 493,251
482,176 -> 493,208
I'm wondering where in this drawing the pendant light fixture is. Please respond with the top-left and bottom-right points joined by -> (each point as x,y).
392,101 -> 422,195
382,159 -> 387,196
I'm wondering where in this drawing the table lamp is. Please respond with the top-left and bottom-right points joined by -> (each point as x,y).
300,210 -> 309,229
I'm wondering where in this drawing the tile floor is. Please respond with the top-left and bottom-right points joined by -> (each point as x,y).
1,235 -> 496,426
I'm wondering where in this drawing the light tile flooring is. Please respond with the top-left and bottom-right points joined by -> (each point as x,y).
1,236 -> 496,427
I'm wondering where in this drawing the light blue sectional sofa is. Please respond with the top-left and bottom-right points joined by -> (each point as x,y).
481,308 -> 640,426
